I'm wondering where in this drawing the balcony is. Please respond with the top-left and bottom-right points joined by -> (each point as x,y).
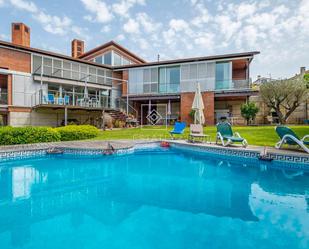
31,90 -> 125,111
215,79 -> 251,91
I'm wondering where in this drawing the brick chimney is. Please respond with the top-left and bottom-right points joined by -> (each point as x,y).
71,39 -> 84,58
300,66 -> 306,75
11,23 -> 30,47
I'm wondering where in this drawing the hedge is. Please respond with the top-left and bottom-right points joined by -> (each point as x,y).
0,126 -> 61,145
0,125 -> 99,145
55,125 -> 99,141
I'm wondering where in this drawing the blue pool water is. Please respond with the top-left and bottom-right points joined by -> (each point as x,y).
0,146 -> 308,249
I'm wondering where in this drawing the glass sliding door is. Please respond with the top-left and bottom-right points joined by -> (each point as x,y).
215,62 -> 231,90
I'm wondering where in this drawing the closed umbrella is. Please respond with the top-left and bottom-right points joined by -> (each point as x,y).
84,85 -> 89,100
192,83 -> 205,125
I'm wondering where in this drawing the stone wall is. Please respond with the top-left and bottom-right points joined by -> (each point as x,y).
9,110 -> 111,127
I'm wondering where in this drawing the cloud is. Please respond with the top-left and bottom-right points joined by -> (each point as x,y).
80,0 -> 113,23
9,0 -> 90,38
123,18 -> 140,34
136,12 -> 161,33
0,33 -> 9,41
10,0 -> 37,13
101,25 -> 111,33
33,12 -> 72,35
112,0 -> 145,18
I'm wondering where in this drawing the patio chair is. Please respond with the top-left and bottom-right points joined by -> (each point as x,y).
275,126 -> 309,153
216,122 -> 248,147
48,94 -> 55,104
57,97 -> 64,105
188,124 -> 209,143
64,95 -> 70,105
169,122 -> 186,139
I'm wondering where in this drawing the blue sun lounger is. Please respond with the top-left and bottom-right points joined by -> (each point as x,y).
169,122 -> 186,139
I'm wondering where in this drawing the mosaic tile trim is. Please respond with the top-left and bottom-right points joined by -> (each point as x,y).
170,143 -> 309,166
268,153 -> 309,164
0,149 -> 46,161
0,145 -> 136,162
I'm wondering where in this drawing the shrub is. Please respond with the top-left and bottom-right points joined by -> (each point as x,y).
0,126 -> 61,145
240,102 -> 259,125
55,125 -> 99,141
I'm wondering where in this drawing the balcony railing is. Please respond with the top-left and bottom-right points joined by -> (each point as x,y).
31,90 -> 137,116
215,79 -> 251,91
0,92 -> 8,105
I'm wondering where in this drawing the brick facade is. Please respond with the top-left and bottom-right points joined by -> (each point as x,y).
0,48 -> 31,73
180,92 -> 215,125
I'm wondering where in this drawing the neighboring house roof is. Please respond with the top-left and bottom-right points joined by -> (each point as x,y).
290,70 -> 309,79
78,40 -> 146,63
0,39 -> 113,69
113,51 -> 260,70
253,77 -> 273,84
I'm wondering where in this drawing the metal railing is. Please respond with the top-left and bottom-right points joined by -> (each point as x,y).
31,90 -> 112,109
30,90 -> 138,118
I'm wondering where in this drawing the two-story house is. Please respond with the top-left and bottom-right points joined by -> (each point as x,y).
0,22 -> 259,127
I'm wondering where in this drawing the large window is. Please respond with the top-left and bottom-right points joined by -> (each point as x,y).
215,62 -> 231,90
113,53 -> 122,66
159,66 -> 180,93
32,54 -> 112,86
180,62 -> 215,92
128,68 -> 158,94
104,52 -> 112,65
94,51 -> 132,66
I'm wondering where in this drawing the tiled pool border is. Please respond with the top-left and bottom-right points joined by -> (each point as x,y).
168,142 -> 309,165
0,141 -> 308,166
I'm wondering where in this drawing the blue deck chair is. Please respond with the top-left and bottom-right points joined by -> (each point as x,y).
58,97 -> 64,105
275,126 -> 309,153
216,122 -> 248,147
64,95 -> 70,105
169,122 -> 186,139
48,94 -> 55,104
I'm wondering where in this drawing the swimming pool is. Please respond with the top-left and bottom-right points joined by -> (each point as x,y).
0,145 -> 308,249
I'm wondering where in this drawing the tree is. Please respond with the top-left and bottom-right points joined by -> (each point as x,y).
240,102 -> 259,125
304,74 -> 309,89
259,77 -> 308,124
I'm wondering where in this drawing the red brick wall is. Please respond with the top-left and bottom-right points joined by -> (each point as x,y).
180,92 -> 215,125
0,48 -> 31,73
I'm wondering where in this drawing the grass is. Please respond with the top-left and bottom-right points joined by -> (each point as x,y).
93,125 -> 309,147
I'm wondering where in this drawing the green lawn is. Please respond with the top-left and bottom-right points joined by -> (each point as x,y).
93,125 -> 309,147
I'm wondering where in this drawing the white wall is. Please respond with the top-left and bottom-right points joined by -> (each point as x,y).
12,74 -> 47,107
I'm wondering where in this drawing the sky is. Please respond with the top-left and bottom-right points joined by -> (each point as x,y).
0,0 -> 308,80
